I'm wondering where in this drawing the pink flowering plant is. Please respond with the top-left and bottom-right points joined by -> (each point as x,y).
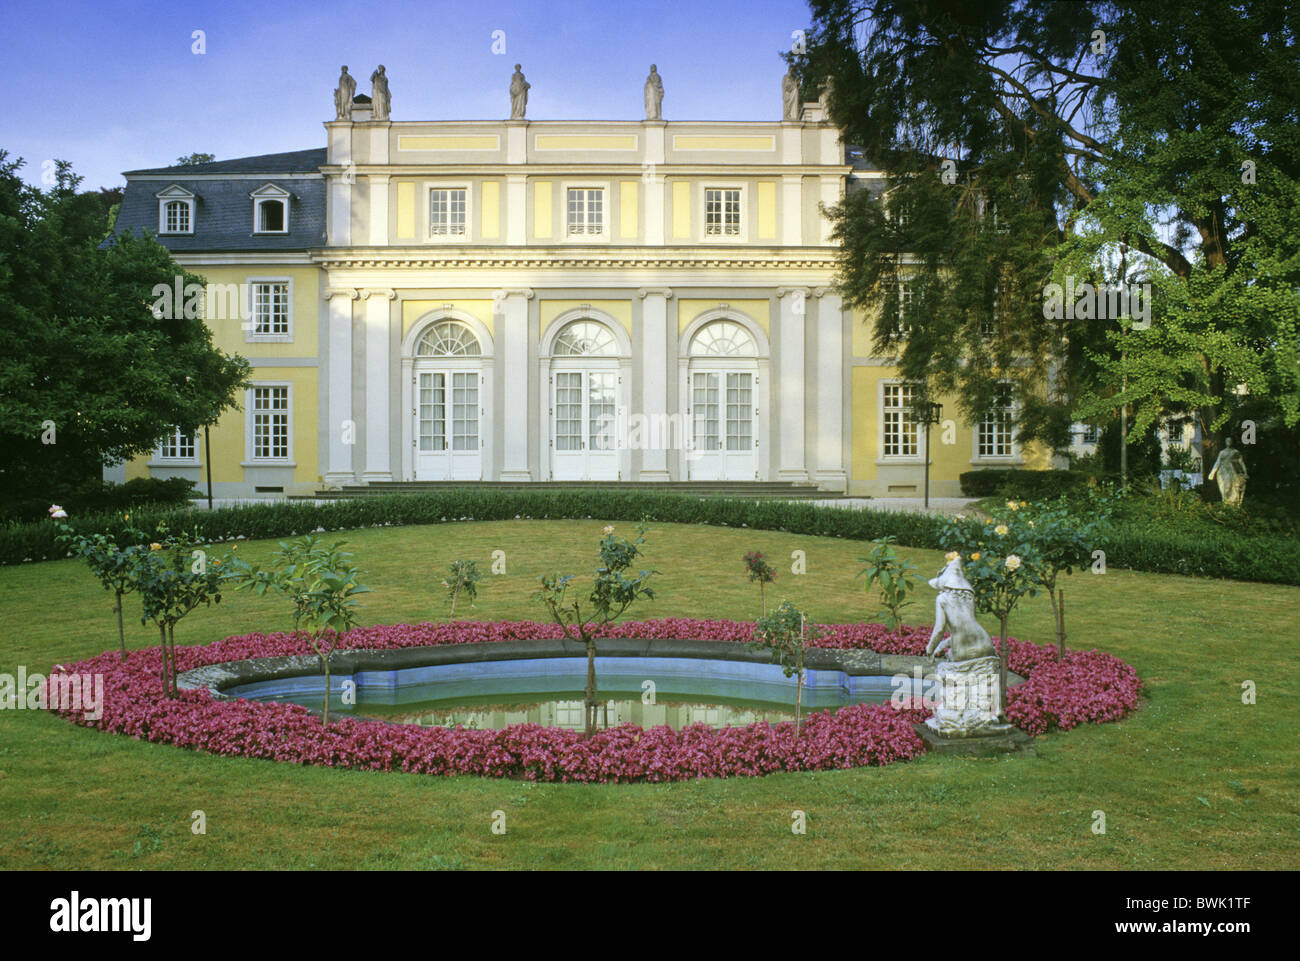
535,523 -> 656,738
742,550 -> 777,615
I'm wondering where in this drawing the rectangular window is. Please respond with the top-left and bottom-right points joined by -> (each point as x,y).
158,427 -> 195,461
164,201 -> 190,233
978,384 -> 1015,458
897,283 -> 913,335
430,188 -> 467,236
1081,423 -> 1100,444
705,188 -> 741,236
882,383 -> 919,457
251,282 -> 290,336
252,386 -> 290,460
566,188 -> 603,235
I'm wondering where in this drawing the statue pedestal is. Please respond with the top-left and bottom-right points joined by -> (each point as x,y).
925,655 -> 1009,737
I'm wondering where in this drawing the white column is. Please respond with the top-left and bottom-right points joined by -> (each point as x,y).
329,177 -> 351,246
506,174 -> 527,245
776,287 -> 810,482
782,175 -> 802,246
368,176 -> 389,246
506,121 -> 527,164
324,287 -> 359,486
780,121 -> 803,164
644,122 -> 666,245
819,175 -> 841,244
814,288 -> 846,490
637,287 -> 673,480
496,287 -> 534,480
361,287 -> 395,483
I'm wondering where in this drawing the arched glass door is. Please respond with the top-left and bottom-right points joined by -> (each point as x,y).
687,321 -> 758,481
550,320 -> 620,480
413,321 -> 482,480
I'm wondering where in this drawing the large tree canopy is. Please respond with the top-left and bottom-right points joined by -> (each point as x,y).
799,0 -> 1300,472
0,152 -> 249,508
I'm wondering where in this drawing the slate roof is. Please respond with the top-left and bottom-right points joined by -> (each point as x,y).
108,149 -> 327,252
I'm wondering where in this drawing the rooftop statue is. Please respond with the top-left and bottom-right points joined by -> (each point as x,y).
644,65 -> 663,121
334,66 -> 356,120
782,66 -> 801,122
510,64 -> 530,120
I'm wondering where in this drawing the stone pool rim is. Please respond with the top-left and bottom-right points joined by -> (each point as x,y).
176,636 -> 1028,701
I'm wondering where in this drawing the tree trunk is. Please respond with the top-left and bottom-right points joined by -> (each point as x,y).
1057,590 -> 1067,661
158,624 -> 168,692
584,638 -> 597,738
167,622 -> 176,697
322,653 -> 331,727
115,591 -> 126,661
760,582 -> 766,617
1048,585 -> 1062,662
449,585 -> 458,618
794,672 -> 804,739
998,614 -> 1009,721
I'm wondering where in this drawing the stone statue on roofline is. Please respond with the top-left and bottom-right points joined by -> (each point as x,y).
334,66 -> 356,120
510,64 -> 530,120
1208,438 -> 1247,506
644,65 -> 663,121
782,65 -> 802,121
370,65 -> 391,121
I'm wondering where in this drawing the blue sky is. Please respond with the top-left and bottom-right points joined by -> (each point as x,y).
2,0 -> 814,189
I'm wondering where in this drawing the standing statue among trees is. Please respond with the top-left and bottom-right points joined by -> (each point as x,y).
334,66 -> 356,120
644,65 -> 663,120
509,64 -> 530,120
370,65 -> 390,121
782,66 -> 802,121
1208,439 -> 1248,506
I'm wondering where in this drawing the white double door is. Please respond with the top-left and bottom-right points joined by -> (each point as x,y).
551,366 -> 619,480
414,365 -> 482,480
688,367 -> 758,480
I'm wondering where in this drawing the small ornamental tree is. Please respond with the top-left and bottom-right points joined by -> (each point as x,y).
230,535 -> 370,725
856,535 -> 923,638
751,601 -> 826,738
535,524 -> 656,738
442,559 -> 482,617
132,525 -> 227,696
743,550 -> 777,615
53,509 -> 147,661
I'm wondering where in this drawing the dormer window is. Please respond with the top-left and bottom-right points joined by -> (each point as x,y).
250,184 -> 292,234
155,185 -> 195,235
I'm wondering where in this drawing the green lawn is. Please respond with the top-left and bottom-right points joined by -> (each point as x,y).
1,519 -> 1296,869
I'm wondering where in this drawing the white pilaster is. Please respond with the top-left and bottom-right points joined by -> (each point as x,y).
776,287 -> 810,482
496,288 -> 534,480
368,176 -> 389,246
361,287 -> 396,483
819,175 -> 841,244
780,121 -> 803,164
329,177 -> 351,246
814,288 -> 846,490
506,121 -> 527,164
643,122 -> 666,245
782,175 -> 802,246
324,287 -> 359,486
637,287 -> 673,480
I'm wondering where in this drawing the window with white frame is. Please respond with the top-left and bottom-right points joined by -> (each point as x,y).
156,427 -> 196,462
977,384 -> 1015,458
249,281 -> 291,338
704,188 -> 741,236
162,199 -> 191,233
882,382 -> 920,457
429,188 -> 467,236
256,198 -> 286,232
1080,423 -> 1100,444
250,385 -> 291,461
896,282 -> 913,336
566,188 -> 604,235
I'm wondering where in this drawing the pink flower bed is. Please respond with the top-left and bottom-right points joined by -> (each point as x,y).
47,619 -> 1141,783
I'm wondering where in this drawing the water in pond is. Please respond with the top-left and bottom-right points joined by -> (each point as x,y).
227,655 -> 928,732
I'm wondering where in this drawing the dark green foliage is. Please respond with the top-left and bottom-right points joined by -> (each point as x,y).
959,470 -> 1121,500
7,488 -> 1293,584
5,476 -> 196,523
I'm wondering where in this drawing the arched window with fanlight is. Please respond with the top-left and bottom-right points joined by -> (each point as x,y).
410,319 -> 484,481
548,318 -> 622,481
686,319 -> 760,481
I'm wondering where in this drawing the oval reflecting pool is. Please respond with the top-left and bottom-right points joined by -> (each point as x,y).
225,655 -> 932,731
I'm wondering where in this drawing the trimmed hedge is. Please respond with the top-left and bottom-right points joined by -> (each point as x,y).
960,469 -> 1123,499
6,476 -> 197,524
3,488 -> 1296,585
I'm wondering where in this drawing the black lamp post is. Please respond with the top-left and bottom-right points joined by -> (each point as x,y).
920,401 -> 943,509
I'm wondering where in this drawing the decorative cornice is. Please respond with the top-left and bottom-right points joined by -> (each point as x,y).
312,249 -> 838,271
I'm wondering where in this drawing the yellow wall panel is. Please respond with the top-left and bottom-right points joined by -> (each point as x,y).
533,180 -> 552,238
619,181 -> 638,239
535,134 -> 638,151
757,181 -> 776,239
481,180 -> 500,238
396,182 -> 415,238
671,181 -> 690,239
672,135 -> 775,151
401,300 -> 496,341
540,299 -> 632,336
191,265 -> 320,359
677,299 -> 770,338
398,135 -> 500,150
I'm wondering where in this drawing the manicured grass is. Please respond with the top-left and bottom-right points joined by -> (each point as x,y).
1,519 -> 1296,869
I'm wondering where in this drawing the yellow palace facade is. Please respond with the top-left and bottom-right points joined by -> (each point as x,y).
108,71 -> 1049,499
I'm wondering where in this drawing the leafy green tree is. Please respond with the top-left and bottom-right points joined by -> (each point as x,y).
175,153 -> 215,166
751,601 -> 826,738
54,512 -> 148,661
856,535 -> 923,637
535,524 -> 656,737
0,152 -> 249,513
743,550 -> 777,616
229,536 -> 370,726
799,0 -> 1300,465
442,558 -> 482,617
